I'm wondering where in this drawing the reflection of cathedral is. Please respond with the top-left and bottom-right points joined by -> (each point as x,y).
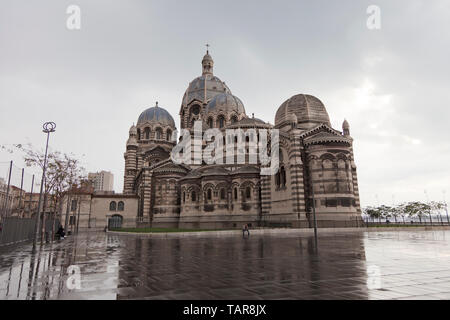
122,50 -> 362,228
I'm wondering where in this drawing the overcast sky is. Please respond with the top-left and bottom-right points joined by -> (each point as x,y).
1,0 -> 449,207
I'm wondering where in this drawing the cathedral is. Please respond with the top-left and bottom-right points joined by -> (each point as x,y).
122,50 -> 363,229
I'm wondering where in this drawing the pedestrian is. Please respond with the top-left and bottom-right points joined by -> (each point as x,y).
242,224 -> 250,237
56,225 -> 65,240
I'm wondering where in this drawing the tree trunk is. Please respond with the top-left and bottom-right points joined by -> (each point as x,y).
50,197 -> 58,243
41,193 -> 48,243
64,194 -> 71,233
76,197 -> 81,234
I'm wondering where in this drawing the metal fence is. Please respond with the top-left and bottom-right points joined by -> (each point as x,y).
0,216 -> 60,246
0,217 -> 36,245
362,214 -> 450,226
0,160 -> 61,245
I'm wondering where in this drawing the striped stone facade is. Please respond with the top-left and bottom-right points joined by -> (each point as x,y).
118,52 -> 362,229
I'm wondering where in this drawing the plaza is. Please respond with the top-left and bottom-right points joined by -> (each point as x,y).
1,228 -> 450,300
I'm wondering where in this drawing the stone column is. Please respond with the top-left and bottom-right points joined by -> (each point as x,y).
124,145 -> 138,194
142,170 -> 153,223
349,141 -> 361,215
260,174 -> 271,226
289,131 -> 307,222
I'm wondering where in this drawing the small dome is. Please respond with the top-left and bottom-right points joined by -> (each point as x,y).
205,92 -> 245,115
227,116 -> 272,129
137,103 -> 176,128
275,94 -> 331,128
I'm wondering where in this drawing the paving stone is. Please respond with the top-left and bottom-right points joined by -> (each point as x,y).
1,230 -> 450,299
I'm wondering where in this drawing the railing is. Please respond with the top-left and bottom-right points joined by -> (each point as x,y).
0,217 -> 36,245
362,215 -> 450,227
0,216 -> 60,246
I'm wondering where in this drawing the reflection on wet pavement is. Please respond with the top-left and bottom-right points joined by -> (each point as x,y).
1,230 -> 450,300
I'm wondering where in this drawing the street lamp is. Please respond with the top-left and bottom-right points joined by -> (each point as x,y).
32,122 -> 56,250
308,166 -> 318,247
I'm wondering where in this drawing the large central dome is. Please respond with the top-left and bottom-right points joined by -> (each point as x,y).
181,50 -> 232,108
182,75 -> 231,106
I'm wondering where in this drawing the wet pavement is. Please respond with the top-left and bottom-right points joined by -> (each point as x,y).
1,230 -> 450,300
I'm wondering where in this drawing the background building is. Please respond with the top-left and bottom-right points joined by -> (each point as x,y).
88,171 -> 114,192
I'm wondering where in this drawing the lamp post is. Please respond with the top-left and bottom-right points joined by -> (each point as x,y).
308,166 -> 318,247
32,122 -> 56,250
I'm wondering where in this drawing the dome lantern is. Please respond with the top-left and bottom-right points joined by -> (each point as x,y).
129,124 -> 137,137
202,47 -> 214,76
342,119 -> 350,136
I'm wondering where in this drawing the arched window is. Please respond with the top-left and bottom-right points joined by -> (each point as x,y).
118,201 -> 124,211
234,187 -> 238,200
207,189 -> 212,200
281,166 -> 286,187
156,128 -> 162,140
275,171 -> 281,187
144,127 -> 150,140
323,159 -> 333,169
208,117 -> 214,128
71,199 -> 77,211
191,191 -> 197,202
231,115 -> 238,124
166,129 -> 172,141
279,150 -> 284,163
183,192 -> 186,203
220,188 -> 226,200
109,201 -> 117,211
218,115 -> 225,128
137,128 -> 141,140
246,187 -> 251,199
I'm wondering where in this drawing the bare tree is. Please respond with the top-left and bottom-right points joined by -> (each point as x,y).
11,143 -> 86,241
